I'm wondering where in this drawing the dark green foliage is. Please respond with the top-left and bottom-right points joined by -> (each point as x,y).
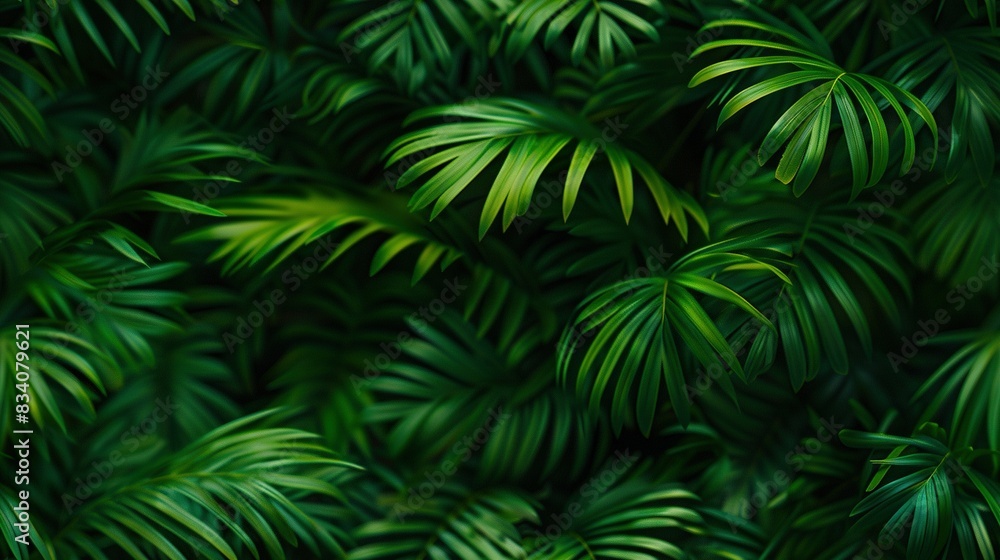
1,0 -> 999,559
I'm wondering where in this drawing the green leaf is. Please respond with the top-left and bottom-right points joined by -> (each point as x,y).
143,191 -> 226,217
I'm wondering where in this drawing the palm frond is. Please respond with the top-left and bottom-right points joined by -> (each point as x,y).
365,311 -> 606,481
20,0 -> 193,78
349,484 -> 536,559
334,0 -> 505,93
0,26 -> 57,146
502,0 -> 667,69
524,480 -> 703,560
0,171 -> 72,281
0,325 -> 102,437
841,424 -> 1000,560
19,253 -> 189,393
156,2 -> 301,121
182,189 -> 461,279
905,168 -> 1000,293
950,0 -> 998,29
913,312 -> 1000,457
689,2 -> 937,196
558,236 -> 789,434
884,28 -> 1000,186
713,183 -> 912,388
385,98 -> 708,239
58,410 -> 360,560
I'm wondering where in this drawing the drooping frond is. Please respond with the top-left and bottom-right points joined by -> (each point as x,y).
712,182 -> 912,388
182,190 -> 461,279
884,28 -> 1000,186
905,169 -> 1000,293
913,311 -> 1000,456
842,425 -> 1000,559
349,484 -> 537,559
502,0 -> 667,68
385,98 -> 708,239
58,410 -> 360,560
689,2 -> 937,196
524,480 -> 704,560
558,236 -> 790,434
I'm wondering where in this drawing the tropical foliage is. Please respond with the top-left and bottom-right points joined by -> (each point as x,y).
1,0 -> 999,558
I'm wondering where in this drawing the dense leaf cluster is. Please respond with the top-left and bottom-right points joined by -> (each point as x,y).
1,0 -> 999,559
